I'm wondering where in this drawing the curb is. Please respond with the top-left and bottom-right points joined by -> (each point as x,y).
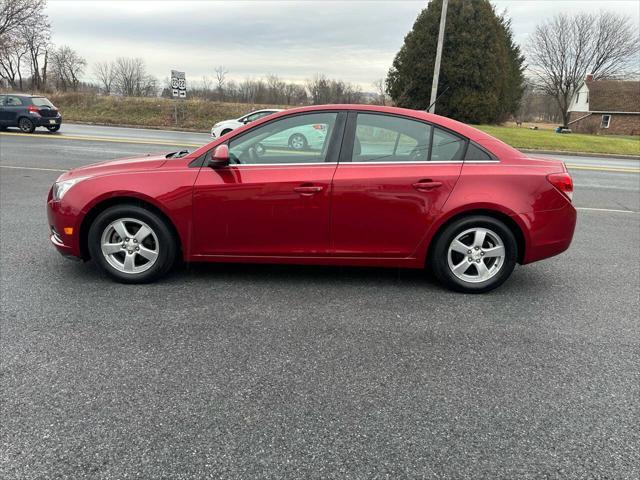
520,149 -> 640,160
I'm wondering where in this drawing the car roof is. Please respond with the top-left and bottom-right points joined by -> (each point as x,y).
0,93 -> 44,98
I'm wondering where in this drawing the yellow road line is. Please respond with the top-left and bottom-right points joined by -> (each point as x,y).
566,164 -> 640,173
0,131 -> 203,148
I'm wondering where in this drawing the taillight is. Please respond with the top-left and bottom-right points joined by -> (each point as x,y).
312,124 -> 325,130
547,172 -> 573,202
27,105 -> 39,113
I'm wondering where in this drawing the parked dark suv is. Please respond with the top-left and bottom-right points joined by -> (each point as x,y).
0,93 -> 62,133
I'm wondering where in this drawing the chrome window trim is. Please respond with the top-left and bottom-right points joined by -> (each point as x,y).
224,160 -> 499,167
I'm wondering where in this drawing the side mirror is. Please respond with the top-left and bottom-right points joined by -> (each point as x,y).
208,144 -> 230,168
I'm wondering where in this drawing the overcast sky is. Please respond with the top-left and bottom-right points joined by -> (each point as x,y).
46,0 -> 640,90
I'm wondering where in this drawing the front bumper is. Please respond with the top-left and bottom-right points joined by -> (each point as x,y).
47,195 -> 82,259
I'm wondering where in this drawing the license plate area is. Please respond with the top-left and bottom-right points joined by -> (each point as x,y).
49,119 -> 56,124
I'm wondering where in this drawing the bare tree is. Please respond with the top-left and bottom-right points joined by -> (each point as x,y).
93,61 -> 116,95
528,11 -> 640,126
0,33 -> 28,89
373,78 -> 387,106
20,13 -> 50,91
50,45 -> 86,91
113,57 -> 157,97
214,65 -> 228,100
0,0 -> 46,38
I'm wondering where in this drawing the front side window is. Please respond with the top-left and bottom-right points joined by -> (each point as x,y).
5,96 -> 24,106
601,115 -> 611,128
353,113 -> 432,162
229,112 -> 337,164
244,111 -> 273,123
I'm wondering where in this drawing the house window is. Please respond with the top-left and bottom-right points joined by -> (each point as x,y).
601,115 -> 611,128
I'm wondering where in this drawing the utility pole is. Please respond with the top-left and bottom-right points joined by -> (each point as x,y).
428,0 -> 448,113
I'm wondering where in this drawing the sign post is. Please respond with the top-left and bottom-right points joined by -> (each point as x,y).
171,70 -> 186,125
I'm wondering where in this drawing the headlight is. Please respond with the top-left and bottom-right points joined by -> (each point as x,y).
52,177 -> 87,201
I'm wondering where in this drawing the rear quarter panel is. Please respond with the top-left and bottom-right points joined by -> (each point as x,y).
413,159 -> 573,264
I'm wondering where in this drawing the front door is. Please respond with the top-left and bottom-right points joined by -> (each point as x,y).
0,95 -> 25,125
330,112 -> 465,258
191,111 -> 345,257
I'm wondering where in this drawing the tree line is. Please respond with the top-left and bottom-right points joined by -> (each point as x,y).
2,0 -> 638,124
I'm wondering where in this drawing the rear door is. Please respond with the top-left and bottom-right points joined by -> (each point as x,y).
330,112 -> 465,258
191,111 -> 346,257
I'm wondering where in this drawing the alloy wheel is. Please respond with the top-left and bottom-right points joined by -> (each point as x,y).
289,134 -> 306,150
19,118 -> 34,133
447,227 -> 505,283
100,218 -> 159,274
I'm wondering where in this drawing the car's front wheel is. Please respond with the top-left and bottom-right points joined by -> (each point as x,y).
88,205 -> 177,283
430,215 -> 517,293
18,117 -> 35,133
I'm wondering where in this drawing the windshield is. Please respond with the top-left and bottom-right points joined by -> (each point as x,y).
30,97 -> 54,108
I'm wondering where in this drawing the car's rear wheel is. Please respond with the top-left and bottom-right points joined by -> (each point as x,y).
288,133 -> 308,150
46,125 -> 60,132
88,205 -> 177,283
430,215 -> 517,293
18,117 -> 35,133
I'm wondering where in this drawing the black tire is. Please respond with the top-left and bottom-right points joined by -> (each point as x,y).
288,133 -> 308,150
88,205 -> 177,283
18,117 -> 35,133
46,125 -> 61,132
430,215 -> 517,293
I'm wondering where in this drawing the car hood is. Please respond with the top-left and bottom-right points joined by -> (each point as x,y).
59,153 -> 169,181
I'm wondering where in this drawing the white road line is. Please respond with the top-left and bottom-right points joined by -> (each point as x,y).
576,207 -> 639,214
0,165 -> 66,172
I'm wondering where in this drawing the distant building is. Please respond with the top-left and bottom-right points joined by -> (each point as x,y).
568,75 -> 640,135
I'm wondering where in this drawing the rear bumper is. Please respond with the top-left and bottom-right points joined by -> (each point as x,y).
34,115 -> 62,127
519,202 -> 577,264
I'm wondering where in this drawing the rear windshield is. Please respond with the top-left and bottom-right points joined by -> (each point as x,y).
30,97 -> 54,107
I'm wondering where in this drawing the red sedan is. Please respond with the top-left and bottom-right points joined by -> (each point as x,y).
47,105 -> 576,293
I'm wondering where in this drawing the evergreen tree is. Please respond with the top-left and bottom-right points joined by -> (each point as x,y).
387,0 -> 525,124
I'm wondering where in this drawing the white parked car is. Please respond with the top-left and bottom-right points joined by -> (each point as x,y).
210,109 -> 283,138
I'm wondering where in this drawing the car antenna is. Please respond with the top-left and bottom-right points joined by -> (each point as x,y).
426,86 -> 449,112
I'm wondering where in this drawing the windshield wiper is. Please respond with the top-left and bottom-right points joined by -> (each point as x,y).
166,149 -> 189,159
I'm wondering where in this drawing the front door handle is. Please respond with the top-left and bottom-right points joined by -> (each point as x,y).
412,180 -> 443,192
294,185 -> 324,196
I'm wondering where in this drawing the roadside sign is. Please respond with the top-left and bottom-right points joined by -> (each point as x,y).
171,70 -> 186,98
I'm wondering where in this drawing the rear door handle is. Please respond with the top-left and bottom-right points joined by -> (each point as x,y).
294,185 -> 324,195
412,180 -> 443,191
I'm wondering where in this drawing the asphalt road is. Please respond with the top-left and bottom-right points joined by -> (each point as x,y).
1,125 -> 639,479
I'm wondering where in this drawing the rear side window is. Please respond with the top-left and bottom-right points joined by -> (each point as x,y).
465,142 -> 493,161
353,113 -> 432,162
30,97 -> 54,108
430,128 -> 467,161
